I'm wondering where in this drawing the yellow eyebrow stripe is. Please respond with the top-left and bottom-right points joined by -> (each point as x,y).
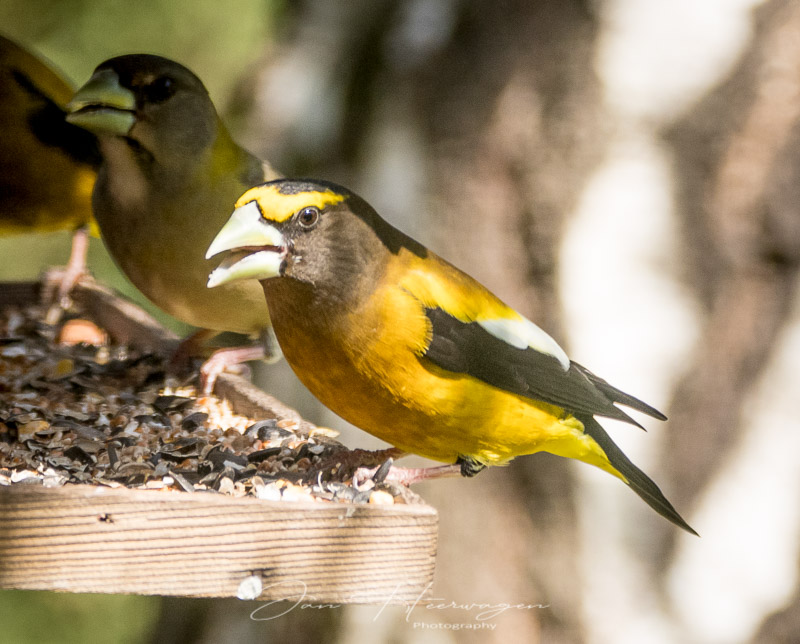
236,185 -> 347,222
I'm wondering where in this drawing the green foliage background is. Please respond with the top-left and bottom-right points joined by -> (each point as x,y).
0,0 -> 281,333
1,1 -> 281,640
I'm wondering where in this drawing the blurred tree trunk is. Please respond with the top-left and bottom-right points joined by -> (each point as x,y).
660,0 -> 800,573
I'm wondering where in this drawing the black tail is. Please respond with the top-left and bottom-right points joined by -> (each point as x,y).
578,414 -> 698,535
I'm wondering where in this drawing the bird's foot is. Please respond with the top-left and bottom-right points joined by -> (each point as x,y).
353,462 -> 462,487
169,330 -> 273,395
42,227 -> 92,324
169,329 -> 219,370
198,344 -> 266,395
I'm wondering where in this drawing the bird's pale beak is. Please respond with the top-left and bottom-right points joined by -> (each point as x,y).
66,68 -> 136,136
206,200 -> 287,288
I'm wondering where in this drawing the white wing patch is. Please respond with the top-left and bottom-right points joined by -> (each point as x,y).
477,317 -> 570,369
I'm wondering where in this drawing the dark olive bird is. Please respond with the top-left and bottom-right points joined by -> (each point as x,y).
0,34 -> 100,299
206,179 -> 697,534
66,54 -> 281,390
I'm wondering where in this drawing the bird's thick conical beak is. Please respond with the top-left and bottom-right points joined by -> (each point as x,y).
66,68 -> 136,136
206,200 -> 287,288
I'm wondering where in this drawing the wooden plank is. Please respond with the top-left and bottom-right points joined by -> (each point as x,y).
0,280 -> 439,601
0,485 -> 437,602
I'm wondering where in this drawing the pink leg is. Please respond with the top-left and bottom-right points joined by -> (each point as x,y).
57,226 -> 90,302
170,330 -> 273,395
354,463 -> 462,486
44,226 -> 92,323
199,344 -> 266,395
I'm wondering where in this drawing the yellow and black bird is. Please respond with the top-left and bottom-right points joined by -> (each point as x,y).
206,178 -> 697,534
66,54 -> 280,389
0,34 -> 99,299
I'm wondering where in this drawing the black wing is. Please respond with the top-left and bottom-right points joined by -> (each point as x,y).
422,308 -> 666,428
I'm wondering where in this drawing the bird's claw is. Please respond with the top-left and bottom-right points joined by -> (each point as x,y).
198,352 -> 253,395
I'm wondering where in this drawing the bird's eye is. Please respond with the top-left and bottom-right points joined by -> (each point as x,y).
297,206 -> 320,229
145,76 -> 176,103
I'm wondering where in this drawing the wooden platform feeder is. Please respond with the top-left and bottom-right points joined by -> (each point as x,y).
0,279 -> 437,603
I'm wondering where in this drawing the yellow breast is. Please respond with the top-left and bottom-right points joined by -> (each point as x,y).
269,250 -> 591,467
